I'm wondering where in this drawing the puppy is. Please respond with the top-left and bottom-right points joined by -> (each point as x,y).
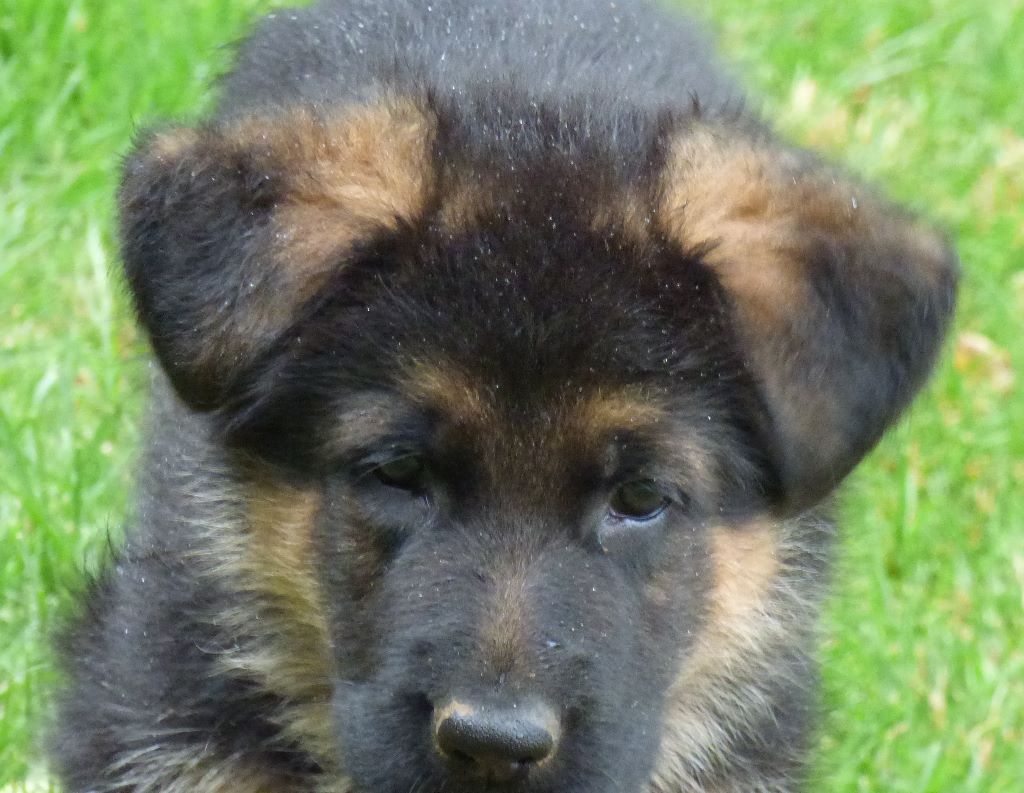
52,1 -> 957,791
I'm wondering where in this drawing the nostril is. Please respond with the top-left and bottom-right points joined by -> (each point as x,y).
433,699 -> 560,781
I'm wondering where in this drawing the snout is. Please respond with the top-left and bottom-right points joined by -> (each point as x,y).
332,540 -> 665,793
432,698 -> 561,783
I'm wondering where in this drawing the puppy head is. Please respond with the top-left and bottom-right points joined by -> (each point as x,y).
119,97 -> 956,791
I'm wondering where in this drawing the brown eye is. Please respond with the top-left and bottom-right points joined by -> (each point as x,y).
609,479 -> 668,520
374,455 -> 426,490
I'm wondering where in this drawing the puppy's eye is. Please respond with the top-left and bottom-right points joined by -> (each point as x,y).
373,455 -> 426,490
609,479 -> 669,521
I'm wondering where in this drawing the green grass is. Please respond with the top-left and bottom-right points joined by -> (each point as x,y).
0,0 -> 1020,789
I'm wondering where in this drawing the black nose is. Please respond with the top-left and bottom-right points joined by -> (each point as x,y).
433,699 -> 560,782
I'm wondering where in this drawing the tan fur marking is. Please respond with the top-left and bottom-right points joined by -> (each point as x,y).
707,522 -> 779,626
245,480 -> 327,640
201,476 -> 337,765
576,389 -> 664,435
676,521 -> 781,690
402,361 -> 493,426
437,178 -> 496,230
647,522 -> 790,793
322,395 -> 414,459
478,561 -> 532,678
240,477 -> 334,718
263,98 -> 436,282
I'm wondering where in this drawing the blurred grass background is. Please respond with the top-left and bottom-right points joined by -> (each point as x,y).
0,0 -> 1021,789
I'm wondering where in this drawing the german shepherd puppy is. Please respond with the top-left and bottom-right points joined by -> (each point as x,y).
52,1 -> 958,791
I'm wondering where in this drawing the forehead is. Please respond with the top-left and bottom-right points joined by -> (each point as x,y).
290,218 -> 756,441
403,363 -> 665,442
345,220 -> 736,387
326,366 -> 667,456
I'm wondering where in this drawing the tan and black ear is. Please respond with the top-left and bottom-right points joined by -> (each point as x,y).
659,124 -> 958,512
119,99 -> 436,410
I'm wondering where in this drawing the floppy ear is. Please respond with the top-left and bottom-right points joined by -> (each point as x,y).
658,124 -> 958,512
119,98 -> 436,410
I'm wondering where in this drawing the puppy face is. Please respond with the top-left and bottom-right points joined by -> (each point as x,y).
228,208 -> 773,792
288,229 -> 775,793
119,95 -> 956,792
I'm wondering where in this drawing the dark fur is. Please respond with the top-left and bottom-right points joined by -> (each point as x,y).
52,2 -> 958,792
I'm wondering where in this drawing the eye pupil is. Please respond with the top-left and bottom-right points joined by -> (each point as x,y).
609,479 -> 668,520
374,455 -> 425,489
